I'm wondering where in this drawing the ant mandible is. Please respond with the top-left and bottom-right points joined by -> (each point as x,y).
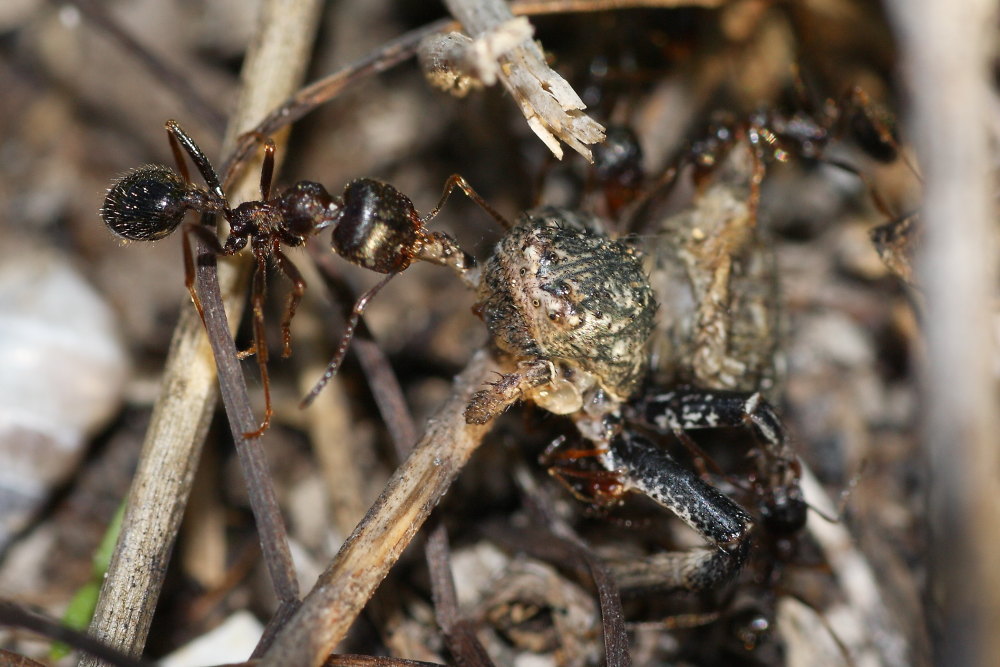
101,120 -> 505,436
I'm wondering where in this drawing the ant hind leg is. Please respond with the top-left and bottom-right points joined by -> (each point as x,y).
165,120 -> 227,204
300,273 -> 396,408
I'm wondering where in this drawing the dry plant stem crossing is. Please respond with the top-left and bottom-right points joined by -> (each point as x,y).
82,1 -> 322,663
309,251 -> 494,664
260,350 -> 498,667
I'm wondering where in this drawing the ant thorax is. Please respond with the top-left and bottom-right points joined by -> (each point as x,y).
475,207 -> 656,416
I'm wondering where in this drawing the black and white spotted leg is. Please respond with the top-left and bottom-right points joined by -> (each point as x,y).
602,433 -> 753,592
634,388 -> 807,534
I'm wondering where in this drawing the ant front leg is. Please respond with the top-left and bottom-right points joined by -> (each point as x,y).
602,433 -> 753,592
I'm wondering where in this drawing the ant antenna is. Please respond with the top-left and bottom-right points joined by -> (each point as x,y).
806,459 -> 868,524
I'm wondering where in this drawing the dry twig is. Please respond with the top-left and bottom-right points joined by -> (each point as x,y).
441,0 -> 606,161
259,350 -> 499,667
82,1 -> 323,662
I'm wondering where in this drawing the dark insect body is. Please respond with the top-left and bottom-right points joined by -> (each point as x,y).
468,207 -> 656,424
101,120 -> 498,435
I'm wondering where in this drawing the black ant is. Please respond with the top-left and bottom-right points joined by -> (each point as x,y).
101,120 -> 505,436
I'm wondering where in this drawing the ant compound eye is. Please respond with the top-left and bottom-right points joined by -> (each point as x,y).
332,178 -> 420,273
101,165 -> 189,241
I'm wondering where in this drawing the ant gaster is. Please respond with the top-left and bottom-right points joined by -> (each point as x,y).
101,120 -> 504,436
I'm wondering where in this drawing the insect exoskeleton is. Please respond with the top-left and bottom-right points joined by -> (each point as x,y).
475,206 -> 657,417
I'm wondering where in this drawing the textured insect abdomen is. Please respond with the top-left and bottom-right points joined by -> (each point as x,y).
476,207 -> 656,402
101,165 -> 191,241
330,178 -> 422,273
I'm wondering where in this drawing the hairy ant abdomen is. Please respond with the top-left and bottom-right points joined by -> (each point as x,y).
102,165 -> 206,241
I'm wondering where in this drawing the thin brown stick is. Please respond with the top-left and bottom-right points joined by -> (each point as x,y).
223,0 -> 718,177
511,465 -> 631,667
0,599 -> 148,667
82,1 -> 323,662
63,0 -> 227,134
322,656 -> 447,667
222,19 -> 452,179
308,251 -> 493,665
259,350 -> 499,667
425,523 -> 496,667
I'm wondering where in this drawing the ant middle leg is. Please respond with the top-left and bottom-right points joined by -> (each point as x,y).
258,138 -> 276,201
243,251 -> 273,438
233,129 -> 277,201
272,245 -> 306,358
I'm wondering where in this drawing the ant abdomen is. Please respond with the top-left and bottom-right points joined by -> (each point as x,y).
101,165 -> 195,241
331,178 -> 422,273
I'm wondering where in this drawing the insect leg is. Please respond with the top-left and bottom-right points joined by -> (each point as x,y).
603,433 -> 753,592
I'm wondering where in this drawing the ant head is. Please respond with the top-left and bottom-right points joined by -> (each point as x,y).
276,181 -> 342,241
331,178 -> 421,274
847,105 -> 898,163
101,165 -> 192,241
592,124 -> 644,187
760,488 -> 808,535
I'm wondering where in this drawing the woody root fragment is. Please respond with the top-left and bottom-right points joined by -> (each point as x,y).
419,3 -> 606,161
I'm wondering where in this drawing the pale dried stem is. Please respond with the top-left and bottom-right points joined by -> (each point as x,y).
886,0 -> 1000,664
443,0 -> 606,161
260,350 -> 499,667
81,1 -> 323,663
510,0 -> 724,12
799,467 -> 910,666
